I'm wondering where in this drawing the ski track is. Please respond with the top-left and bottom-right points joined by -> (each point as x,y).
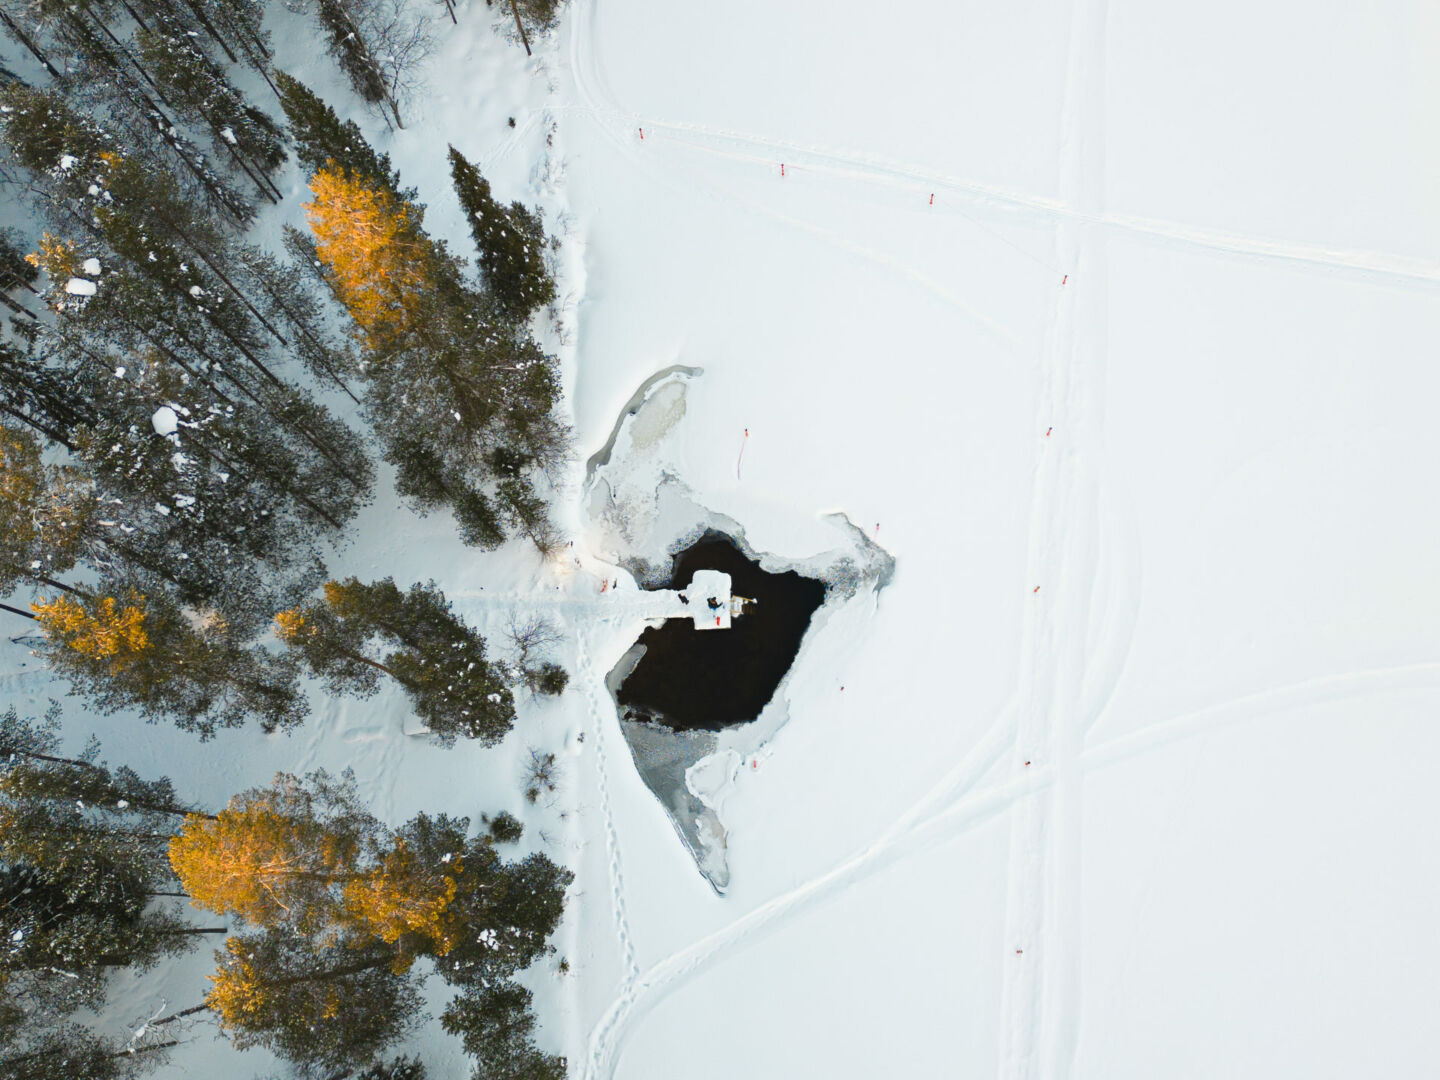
995,0 -> 1104,1067
581,720 -> 1041,1080
545,3 -> 1440,295
574,652 -> 1440,1078
562,0 -> 1031,352
621,120 -> 1440,290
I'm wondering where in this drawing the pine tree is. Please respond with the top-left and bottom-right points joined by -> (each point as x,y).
5,209 -> 370,634
172,775 -> 567,968
357,1057 -> 428,1080
31,585 -> 308,736
276,578 -> 515,745
274,71 -> 403,191
169,769 -> 377,931
162,0 -> 273,84
341,812 -> 466,960
441,982 -> 565,1080
448,145 -> 555,320
388,431 -> 506,549
31,592 -> 150,672
5,10 -> 255,223
303,165 -> 436,349
206,930 -> 421,1073
0,423 -> 92,595
0,227 -> 40,295
509,0 -> 564,34
0,85 -> 374,478
0,1023 -> 172,1080
173,772 -> 569,1076
0,711 -> 220,1016
0,861 -> 199,1005
430,847 -> 570,988
3,344 -> 338,635
0,347 -> 95,447
303,163 -> 567,552
0,707 -> 210,825
136,18 -> 286,196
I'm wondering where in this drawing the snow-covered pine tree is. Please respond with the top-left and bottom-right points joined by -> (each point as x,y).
0,228 -> 39,296
0,710 -> 222,1021
339,811 -> 470,962
440,981 -> 566,1080
1,346 -> 334,638
206,929 -> 422,1073
303,162 -> 567,551
13,330 -> 337,631
129,0 -> 275,93
387,430 -> 507,549
136,17 -> 286,197
0,1023 -> 173,1080
170,771 -> 570,1075
510,0 -> 565,34
6,1 -> 256,221
274,71 -> 405,193
230,243 -> 362,398
168,771 -> 426,1070
31,583 -> 308,735
0,84 -> 365,429
0,346 -> 89,449
357,1058 -> 428,1080
427,843 -> 571,988
448,144 -> 556,321
168,769 -> 379,930
0,423 -> 93,596
0,98 -> 375,621
275,577 -> 515,745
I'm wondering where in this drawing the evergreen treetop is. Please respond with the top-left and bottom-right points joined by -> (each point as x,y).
275,71 -> 403,192
276,578 -> 516,745
448,145 -> 556,320
31,582 -> 309,737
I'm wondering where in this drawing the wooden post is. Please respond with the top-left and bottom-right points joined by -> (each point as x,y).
508,0 -> 532,55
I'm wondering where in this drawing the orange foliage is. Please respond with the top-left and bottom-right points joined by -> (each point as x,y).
272,607 -> 309,644
0,424 -> 40,501
32,594 -> 149,668
303,166 -> 432,347
25,233 -> 81,281
342,840 -> 462,956
169,795 -> 356,927
206,937 -> 270,1026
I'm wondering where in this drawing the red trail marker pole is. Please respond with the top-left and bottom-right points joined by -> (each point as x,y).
780,163 -> 785,177
736,427 -> 749,479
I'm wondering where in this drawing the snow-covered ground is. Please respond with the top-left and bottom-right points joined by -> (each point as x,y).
551,1 -> 1440,1078
5,0 -> 1440,1077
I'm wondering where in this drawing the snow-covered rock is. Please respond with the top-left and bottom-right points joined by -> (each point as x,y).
64,278 -> 96,296
151,406 -> 179,436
